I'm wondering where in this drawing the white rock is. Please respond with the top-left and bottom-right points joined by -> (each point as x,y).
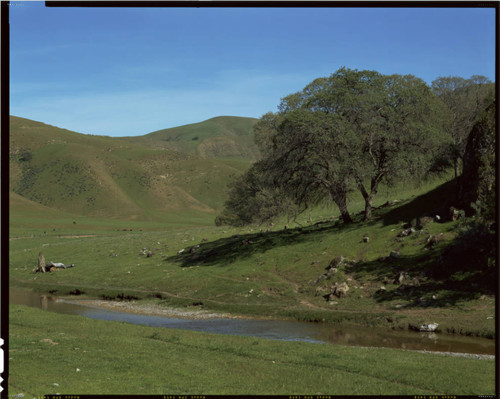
420,323 -> 439,332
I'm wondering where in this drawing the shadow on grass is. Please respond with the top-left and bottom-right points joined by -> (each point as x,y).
166,216 -> 370,268
346,243 -> 495,309
381,179 -> 456,226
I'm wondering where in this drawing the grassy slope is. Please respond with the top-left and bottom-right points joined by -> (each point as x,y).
123,116 -> 260,161
10,116 -> 249,222
9,177 -> 496,338
8,305 -> 495,396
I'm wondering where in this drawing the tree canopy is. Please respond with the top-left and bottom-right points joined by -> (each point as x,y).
218,67 -> 457,226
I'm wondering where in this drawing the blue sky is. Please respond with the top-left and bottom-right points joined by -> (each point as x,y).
9,3 -> 496,137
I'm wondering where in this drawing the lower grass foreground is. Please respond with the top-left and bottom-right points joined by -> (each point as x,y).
8,305 -> 495,396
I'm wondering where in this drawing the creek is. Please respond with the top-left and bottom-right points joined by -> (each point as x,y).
10,287 -> 495,355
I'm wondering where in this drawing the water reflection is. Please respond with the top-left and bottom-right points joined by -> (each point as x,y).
9,287 -> 495,355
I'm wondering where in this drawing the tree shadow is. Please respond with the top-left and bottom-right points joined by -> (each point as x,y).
166,217 -> 367,268
381,179 -> 457,226
345,242 -> 495,308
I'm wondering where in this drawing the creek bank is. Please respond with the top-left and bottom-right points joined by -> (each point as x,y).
61,298 -> 253,320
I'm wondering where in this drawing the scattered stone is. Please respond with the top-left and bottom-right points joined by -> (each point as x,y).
486,316 -> 494,319
448,207 -> 465,222
178,249 -> 185,254
362,236 -> 369,243
146,251 -> 153,257
332,282 -> 349,298
420,323 -> 439,332
425,233 -> 444,249
394,272 -> 407,284
402,222 -> 412,229
329,301 -> 338,305
432,294 -> 438,300
479,295 -> 487,300
327,256 -> 345,270
327,267 -> 338,275
389,251 -> 400,259
433,215 -> 441,223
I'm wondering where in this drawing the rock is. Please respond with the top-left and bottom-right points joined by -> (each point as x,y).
389,251 -> 400,259
38,252 -> 46,273
402,222 -> 412,229
327,256 -> 345,269
433,215 -> 441,223
178,249 -> 185,254
425,233 -> 444,249
147,251 -> 153,257
394,272 -> 407,284
420,323 -> 439,332
362,236 -> 369,243
332,282 -> 349,297
327,267 -> 338,275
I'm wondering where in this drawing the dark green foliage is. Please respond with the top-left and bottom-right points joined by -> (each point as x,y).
220,67 -> 450,225
216,161 -> 299,226
431,76 -> 495,178
459,98 -> 496,218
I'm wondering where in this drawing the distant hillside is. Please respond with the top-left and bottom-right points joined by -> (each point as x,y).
123,116 -> 261,161
9,116 -> 252,221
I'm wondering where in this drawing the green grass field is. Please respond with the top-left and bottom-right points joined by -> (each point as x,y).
8,305 -> 495,396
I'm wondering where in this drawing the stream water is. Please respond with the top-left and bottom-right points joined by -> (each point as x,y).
10,287 -> 495,355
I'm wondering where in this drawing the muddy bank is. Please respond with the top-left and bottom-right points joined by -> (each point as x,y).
61,298 -> 243,320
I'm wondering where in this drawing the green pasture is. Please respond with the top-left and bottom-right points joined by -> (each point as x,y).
8,305 -> 495,396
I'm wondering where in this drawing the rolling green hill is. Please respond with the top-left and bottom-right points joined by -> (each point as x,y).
123,116 -> 260,161
9,116 -> 252,222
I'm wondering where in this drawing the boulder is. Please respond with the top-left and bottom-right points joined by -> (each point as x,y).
420,323 -> 439,332
425,233 -> 444,249
448,206 -> 465,222
327,256 -> 345,270
332,282 -> 349,297
394,272 -> 407,284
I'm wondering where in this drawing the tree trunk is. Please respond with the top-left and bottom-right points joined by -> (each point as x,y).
454,157 -> 461,179
363,194 -> 375,221
339,204 -> 352,224
454,157 -> 461,200
331,190 -> 352,224
357,174 -> 382,221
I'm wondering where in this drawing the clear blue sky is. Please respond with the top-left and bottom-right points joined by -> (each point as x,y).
9,3 -> 496,137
